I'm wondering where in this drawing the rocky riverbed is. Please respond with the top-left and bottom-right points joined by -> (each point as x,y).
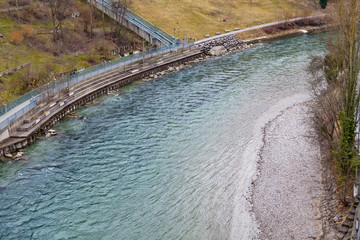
253,102 -> 337,240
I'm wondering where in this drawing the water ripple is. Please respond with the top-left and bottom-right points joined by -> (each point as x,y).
0,34 -> 325,240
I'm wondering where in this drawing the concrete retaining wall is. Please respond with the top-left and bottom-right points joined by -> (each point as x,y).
0,99 -> 37,142
0,52 -> 202,156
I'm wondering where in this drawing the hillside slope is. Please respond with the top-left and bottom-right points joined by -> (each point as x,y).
130,0 -> 327,40
0,0 -> 142,103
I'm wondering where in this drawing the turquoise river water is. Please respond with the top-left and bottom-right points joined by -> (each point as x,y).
0,34 -> 325,239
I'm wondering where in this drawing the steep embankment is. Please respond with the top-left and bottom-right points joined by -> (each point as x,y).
0,0 -> 141,103
130,0 -> 330,40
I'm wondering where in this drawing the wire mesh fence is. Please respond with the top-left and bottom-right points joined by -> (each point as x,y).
0,0 -> 187,127
0,42 -> 194,117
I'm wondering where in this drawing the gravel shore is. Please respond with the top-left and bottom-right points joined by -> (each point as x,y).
253,102 -> 328,240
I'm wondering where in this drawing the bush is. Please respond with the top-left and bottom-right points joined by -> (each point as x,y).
319,0 -> 328,9
85,55 -> 99,64
262,26 -> 279,35
10,31 -> 23,45
277,22 -> 295,31
21,26 -> 34,38
11,63 -> 51,94
62,31 -> 85,53
302,7 -> 312,17
94,39 -> 113,56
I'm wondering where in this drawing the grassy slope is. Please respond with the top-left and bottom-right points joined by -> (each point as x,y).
130,0 -> 324,40
0,0 -> 141,103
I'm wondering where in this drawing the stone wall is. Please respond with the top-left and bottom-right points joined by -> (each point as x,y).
196,34 -> 245,53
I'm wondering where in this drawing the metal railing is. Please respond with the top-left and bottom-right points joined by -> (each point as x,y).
97,0 -> 176,46
0,42 -> 194,118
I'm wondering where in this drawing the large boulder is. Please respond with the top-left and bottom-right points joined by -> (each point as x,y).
209,46 -> 227,56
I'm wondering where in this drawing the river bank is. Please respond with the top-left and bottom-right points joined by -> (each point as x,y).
0,32 -> 328,239
253,100 -> 338,239
0,15 -> 332,158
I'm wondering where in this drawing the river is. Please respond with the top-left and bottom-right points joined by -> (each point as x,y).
0,34 -> 325,239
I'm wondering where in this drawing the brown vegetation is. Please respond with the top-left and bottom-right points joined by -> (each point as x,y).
0,0 -> 142,103
9,30 -> 23,45
309,0 -> 360,206
237,16 -> 330,40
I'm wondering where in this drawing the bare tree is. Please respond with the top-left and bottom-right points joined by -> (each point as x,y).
90,0 -> 93,36
111,0 -> 131,27
102,0 -> 105,36
309,0 -> 360,205
48,0 -> 74,41
15,0 -> 19,19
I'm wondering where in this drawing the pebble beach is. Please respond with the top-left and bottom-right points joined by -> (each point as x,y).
253,102 -> 328,240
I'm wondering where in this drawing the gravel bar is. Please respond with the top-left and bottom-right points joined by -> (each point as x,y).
253,102 -> 324,240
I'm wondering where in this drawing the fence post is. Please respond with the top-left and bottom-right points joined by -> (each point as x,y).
47,83 -> 50,99
5,104 -> 7,113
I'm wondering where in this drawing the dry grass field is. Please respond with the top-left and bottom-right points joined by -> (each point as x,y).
130,0 -> 329,40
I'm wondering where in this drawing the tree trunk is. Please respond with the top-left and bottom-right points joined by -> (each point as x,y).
50,2 -> 57,42
15,0 -> 19,20
102,0 -> 105,36
90,0 -> 93,36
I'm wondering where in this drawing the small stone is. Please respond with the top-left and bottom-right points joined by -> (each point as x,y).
5,153 -> 12,158
48,129 -> 57,136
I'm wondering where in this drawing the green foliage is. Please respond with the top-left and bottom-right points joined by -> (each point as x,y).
309,0 -> 360,204
333,111 -> 359,178
324,53 -> 342,84
319,0 -> 328,9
